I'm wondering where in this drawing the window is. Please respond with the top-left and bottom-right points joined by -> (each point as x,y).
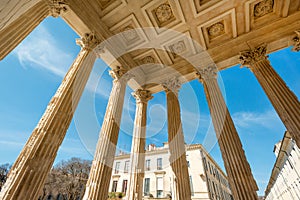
146,159 -> 151,171
156,177 -> 163,198
157,190 -> 163,198
115,162 -> 120,174
124,161 -> 129,173
203,157 -> 208,171
122,180 -> 128,194
112,180 -> 118,192
208,162 -> 212,174
212,181 -> 217,196
157,158 -> 162,170
144,178 -> 150,196
189,176 -> 194,196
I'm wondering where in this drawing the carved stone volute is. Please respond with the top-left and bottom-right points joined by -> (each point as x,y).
46,0 -> 68,18
162,77 -> 182,94
132,89 -> 153,104
239,44 -> 268,67
196,64 -> 218,83
76,33 -> 100,50
109,66 -> 134,83
292,31 -> 300,52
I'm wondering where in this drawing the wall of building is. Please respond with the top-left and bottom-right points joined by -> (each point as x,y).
200,150 -> 233,200
265,132 -> 300,200
109,143 -> 232,200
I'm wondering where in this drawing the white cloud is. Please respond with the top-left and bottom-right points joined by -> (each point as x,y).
12,24 -> 114,99
13,25 -> 74,77
0,140 -> 24,147
232,109 -> 284,131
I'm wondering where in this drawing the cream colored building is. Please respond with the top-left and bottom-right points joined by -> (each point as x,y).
265,131 -> 300,200
110,143 -> 232,200
1,0 -> 300,200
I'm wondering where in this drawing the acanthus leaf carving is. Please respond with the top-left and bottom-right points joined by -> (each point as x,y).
46,0 -> 68,18
196,64 -> 218,82
207,21 -> 225,39
76,33 -> 100,50
141,56 -> 155,64
109,66 -> 134,82
254,0 -> 274,18
292,30 -> 300,52
153,2 -> 176,27
121,25 -> 139,43
239,44 -> 268,67
132,89 -> 153,104
169,40 -> 186,58
162,77 -> 182,94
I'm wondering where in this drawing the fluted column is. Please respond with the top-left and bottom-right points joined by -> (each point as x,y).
83,67 -> 132,200
127,89 -> 153,200
0,33 -> 100,200
240,44 -> 300,147
196,65 -> 258,200
292,31 -> 300,52
0,0 -> 68,60
162,78 -> 191,200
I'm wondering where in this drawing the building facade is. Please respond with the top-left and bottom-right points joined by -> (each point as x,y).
265,132 -> 300,200
109,143 -> 232,200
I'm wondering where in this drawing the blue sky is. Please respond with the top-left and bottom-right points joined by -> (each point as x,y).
0,17 -> 299,196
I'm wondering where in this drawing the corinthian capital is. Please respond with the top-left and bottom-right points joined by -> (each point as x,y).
196,64 -> 218,82
46,0 -> 68,18
132,89 -> 153,104
162,77 -> 182,94
76,33 -> 100,50
239,44 -> 268,66
109,66 -> 134,82
292,31 -> 300,52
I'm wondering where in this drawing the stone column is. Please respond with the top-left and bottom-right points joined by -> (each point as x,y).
292,31 -> 300,52
0,0 -> 68,60
127,89 -> 153,200
162,78 -> 191,200
0,33 -> 99,200
196,65 -> 258,200
0,0 -> 40,30
83,67 -> 132,200
240,44 -> 300,147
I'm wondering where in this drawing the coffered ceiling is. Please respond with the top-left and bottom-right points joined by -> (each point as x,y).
62,0 -> 300,93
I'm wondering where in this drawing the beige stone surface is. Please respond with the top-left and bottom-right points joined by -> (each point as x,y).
197,65 -> 258,200
1,0 -> 300,199
240,44 -> 300,148
163,78 -> 191,200
0,33 -> 99,200
83,67 -> 132,200
60,0 -> 300,93
127,89 -> 153,200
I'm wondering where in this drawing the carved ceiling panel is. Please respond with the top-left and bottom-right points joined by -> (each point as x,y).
197,9 -> 237,49
133,49 -> 164,74
61,0 -> 300,93
161,31 -> 196,62
97,0 -> 127,17
142,0 -> 185,35
245,0 -> 290,32
109,14 -> 148,50
188,0 -> 227,17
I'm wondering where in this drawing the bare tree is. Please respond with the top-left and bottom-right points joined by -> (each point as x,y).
0,163 -> 11,191
39,158 -> 91,200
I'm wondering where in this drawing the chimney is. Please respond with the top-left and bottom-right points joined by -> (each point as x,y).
148,144 -> 156,151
